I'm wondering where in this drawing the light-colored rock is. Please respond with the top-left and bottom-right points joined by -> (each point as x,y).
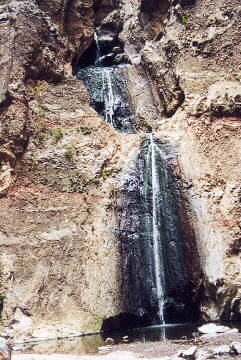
213,345 -> 230,355
104,338 -> 114,345
231,342 -> 241,355
198,323 -> 230,334
178,346 -> 197,360
195,349 -> 214,360
0,337 -> 11,360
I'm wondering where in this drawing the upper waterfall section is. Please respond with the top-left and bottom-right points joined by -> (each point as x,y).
76,32 -> 134,134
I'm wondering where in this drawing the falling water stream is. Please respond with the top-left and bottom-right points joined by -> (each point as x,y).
149,134 -> 166,325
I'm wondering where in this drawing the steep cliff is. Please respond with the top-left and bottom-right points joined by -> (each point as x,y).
0,0 -> 240,340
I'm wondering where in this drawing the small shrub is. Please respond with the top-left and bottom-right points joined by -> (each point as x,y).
181,15 -> 188,24
64,144 -> 76,160
34,82 -> 46,97
67,174 -> 87,193
32,123 -> 47,147
101,168 -> 115,180
52,128 -> 64,142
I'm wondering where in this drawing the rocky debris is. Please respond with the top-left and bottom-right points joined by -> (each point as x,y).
0,337 -> 11,360
231,342 -> 241,355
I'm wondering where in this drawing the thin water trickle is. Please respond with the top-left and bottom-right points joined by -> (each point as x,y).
94,32 -> 101,66
104,69 -> 114,126
149,134 -> 166,327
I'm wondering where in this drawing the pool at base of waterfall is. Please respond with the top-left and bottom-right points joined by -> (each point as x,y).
14,322 -> 241,356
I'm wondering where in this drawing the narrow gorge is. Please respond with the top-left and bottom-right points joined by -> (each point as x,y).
0,0 -> 240,347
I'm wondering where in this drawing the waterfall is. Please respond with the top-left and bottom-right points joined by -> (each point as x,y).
77,32 -> 198,328
149,134 -> 166,324
118,135 -> 193,326
77,33 -> 133,133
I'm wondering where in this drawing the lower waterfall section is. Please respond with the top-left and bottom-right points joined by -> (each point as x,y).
116,135 -> 200,327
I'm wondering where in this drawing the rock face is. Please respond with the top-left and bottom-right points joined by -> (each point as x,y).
0,0 -> 240,340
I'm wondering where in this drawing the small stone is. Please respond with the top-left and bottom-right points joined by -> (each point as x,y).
213,345 -> 230,355
98,345 -> 111,352
122,335 -> 129,342
115,53 -> 127,64
105,337 -> 114,345
180,346 -> 197,360
231,342 -> 241,354
113,46 -> 122,54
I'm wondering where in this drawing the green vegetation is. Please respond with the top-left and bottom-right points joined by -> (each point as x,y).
100,168 -> 115,180
67,174 -> 87,193
181,15 -> 188,25
32,123 -> 47,147
64,144 -> 77,160
234,73 -> 241,81
80,127 -> 92,135
51,128 -> 64,142
33,106 -> 46,118
34,82 -> 46,97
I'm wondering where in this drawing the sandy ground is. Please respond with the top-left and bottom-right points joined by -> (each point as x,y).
12,333 -> 241,360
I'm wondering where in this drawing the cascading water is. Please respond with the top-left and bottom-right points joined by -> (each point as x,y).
115,135 -> 199,327
77,33 -> 200,330
77,33 -> 133,133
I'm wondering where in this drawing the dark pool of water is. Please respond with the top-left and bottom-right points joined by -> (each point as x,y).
17,322 -> 241,355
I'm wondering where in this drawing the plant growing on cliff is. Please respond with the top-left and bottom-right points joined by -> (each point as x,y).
32,123 -> 47,147
100,168 -> 115,180
34,82 -> 46,97
64,144 -> 77,160
51,128 -> 64,142
67,173 -> 88,193
181,15 -> 188,24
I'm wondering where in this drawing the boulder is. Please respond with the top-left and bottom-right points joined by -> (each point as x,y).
195,349 -> 214,360
198,323 -> 230,334
0,337 -> 11,360
213,345 -> 230,355
231,342 -> 241,355
178,346 -> 197,360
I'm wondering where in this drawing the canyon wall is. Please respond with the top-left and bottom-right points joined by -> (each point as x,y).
0,0 -> 240,340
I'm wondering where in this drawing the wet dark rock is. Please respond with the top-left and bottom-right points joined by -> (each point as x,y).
116,136 -> 200,325
115,54 -> 127,64
76,65 -> 134,133
113,47 -> 122,54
